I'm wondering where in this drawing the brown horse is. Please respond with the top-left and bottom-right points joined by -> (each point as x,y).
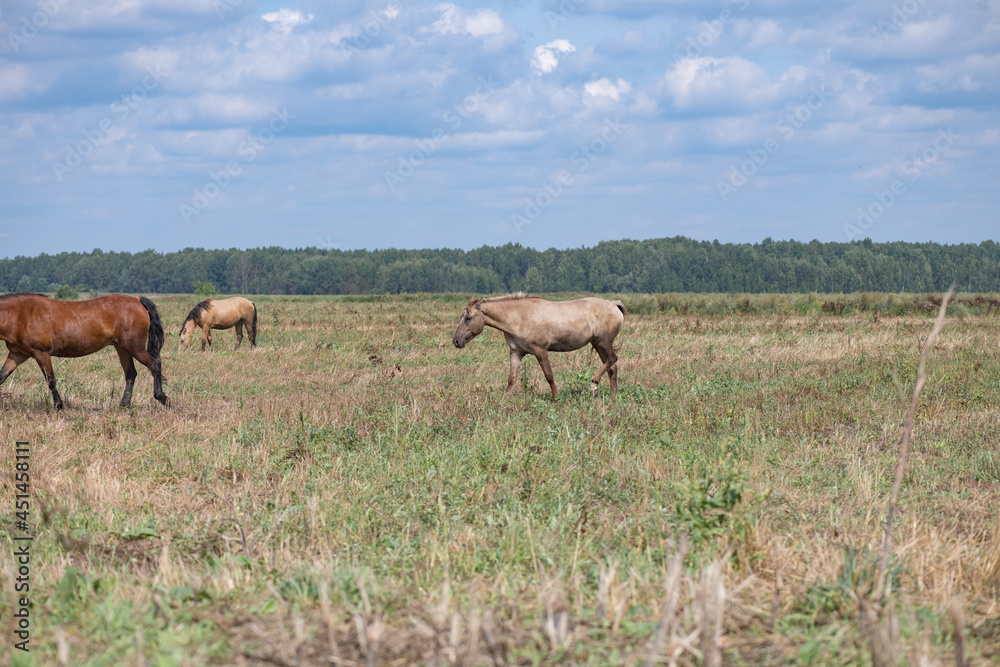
452,293 -> 625,398
179,297 -> 257,351
0,293 -> 168,409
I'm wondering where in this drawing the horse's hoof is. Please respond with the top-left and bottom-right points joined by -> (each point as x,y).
590,381 -> 599,396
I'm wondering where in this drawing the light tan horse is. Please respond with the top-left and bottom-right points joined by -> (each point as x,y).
452,293 -> 625,398
179,297 -> 257,351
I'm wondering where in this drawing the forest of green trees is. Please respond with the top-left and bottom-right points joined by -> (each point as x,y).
1,237 -> 997,295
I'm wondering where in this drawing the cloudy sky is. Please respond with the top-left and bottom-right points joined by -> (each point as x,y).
0,0 -> 997,257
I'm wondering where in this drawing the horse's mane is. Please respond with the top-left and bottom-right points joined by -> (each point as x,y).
180,299 -> 213,331
479,292 -> 532,304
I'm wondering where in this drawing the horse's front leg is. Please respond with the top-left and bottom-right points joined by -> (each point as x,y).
33,353 -> 63,409
0,350 -> 28,387
506,349 -> 524,394
201,325 -> 211,351
534,350 -> 558,399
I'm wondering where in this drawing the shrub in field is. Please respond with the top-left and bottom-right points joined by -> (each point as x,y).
54,284 -> 79,300
194,281 -> 218,297
792,293 -> 822,314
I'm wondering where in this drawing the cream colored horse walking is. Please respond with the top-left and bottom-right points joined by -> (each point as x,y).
452,293 -> 625,397
179,297 -> 257,351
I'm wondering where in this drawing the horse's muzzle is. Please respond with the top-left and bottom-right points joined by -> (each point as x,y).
453,338 -> 464,348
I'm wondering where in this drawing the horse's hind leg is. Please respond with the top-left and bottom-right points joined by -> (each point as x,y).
591,342 -> 619,397
133,349 -> 169,406
0,350 -> 29,387
33,353 -> 63,410
607,355 -> 618,395
115,347 -> 138,407
234,322 -> 244,350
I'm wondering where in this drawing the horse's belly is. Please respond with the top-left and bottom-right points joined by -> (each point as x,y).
210,314 -> 243,329
547,333 -> 591,352
53,341 -> 111,358
49,328 -> 116,357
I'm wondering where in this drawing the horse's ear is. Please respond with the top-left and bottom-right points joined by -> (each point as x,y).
467,297 -> 480,310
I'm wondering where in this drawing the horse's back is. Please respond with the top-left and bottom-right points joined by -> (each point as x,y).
64,295 -> 148,352
542,297 -> 623,328
0,293 -> 147,357
513,297 -> 623,350
207,296 -> 255,327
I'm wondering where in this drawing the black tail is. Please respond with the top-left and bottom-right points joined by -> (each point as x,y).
140,296 -> 165,360
250,302 -> 258,346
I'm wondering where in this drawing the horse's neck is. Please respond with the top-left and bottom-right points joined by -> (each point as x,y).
480,301 -> 519,336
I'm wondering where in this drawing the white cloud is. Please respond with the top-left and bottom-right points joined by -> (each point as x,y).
664,56 -> 807,111
448,129 -> 547,150
0,64 -> 33,101
430,3 -> 504,37
916,54 -> 1000,93
629,91 -> 658,117
262,9 -> 314,35
194,93 -> 271,123
532,39 -> 576,75
734,19 -> 784,49
585,77 -> 632,101
665,56 -> 769,108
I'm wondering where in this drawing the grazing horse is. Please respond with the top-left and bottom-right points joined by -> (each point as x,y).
0,293 -> 168,409
452,293 -> 625,398
179,297 -> 257,351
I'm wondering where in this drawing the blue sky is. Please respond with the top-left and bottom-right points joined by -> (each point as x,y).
0,0 -> 997,257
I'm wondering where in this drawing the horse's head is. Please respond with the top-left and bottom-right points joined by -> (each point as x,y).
452,298 -> 485,349
178,319 -> 196,349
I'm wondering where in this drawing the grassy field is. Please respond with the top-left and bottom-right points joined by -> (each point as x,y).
0,293 -> 998,665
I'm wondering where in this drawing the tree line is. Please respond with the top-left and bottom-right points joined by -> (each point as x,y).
1,237 -> 997,295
